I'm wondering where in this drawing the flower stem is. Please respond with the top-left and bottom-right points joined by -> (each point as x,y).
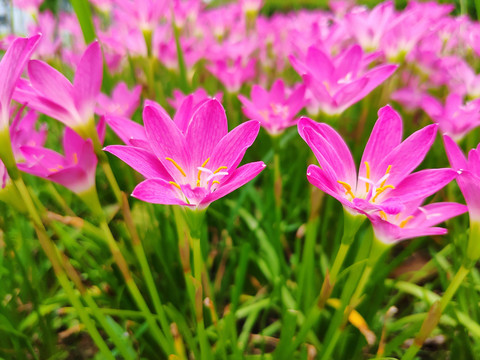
121,193 -> 175,347
12,177 -> 114,360
401,265 -> 470,360
80,186 -> 172,354
179,208 -> 213,360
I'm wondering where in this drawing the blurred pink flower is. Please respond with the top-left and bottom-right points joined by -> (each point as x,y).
444,136 -> 480,222
422,93 -> 480,142
19,128 -> 98,194
0,34 -> 40,131
369,200 -> 467,244
207,57 -> 256,93
15,41 -> 102,134
290,45 -> 397,115
96,82 -> 142,118
238,79 -> 306,135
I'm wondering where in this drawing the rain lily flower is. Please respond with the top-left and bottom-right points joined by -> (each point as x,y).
444,136 -> 480,223
422,93 -> 480,142
298,105 -> 457,218
105,98 -> 265,209
369,200 -> 467,244
10,107 -> 47,159
167,88 -> 223,111
0,34 -> 40,131
206,57 -> 256,93
238,79 -> 306,135
18,127 -> 98,194
14,41 -> 102,139
290,45 -> 397,116
444,136 -> 480,266
96,82 -> 142,118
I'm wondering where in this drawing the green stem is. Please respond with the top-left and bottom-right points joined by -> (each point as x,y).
181,209 -> 212,360
80,186 -> 172,354
401,266 -> 470,360
172,18 -> 189,92
13,178 -> 114,360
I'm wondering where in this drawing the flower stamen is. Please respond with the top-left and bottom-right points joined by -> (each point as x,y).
380,165 -> 392,187
196,158 -> 211,187
371,185 -> 395,202
364,161 -> 371,192
337,180 -> 355,199
169,181 -> 181,190
399,216 -> 414,228
213,166 -> 228,174
165,157 -> 187,177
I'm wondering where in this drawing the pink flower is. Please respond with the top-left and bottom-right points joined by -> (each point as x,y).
10,107 -> 47,160
298,105 -> 457,218
167,88 -> 223,111
422,93 -> 480,142
290,45 -> 397,115
444,136 -> 480,223
14,41 -> 102,136
96,82 -> 142,118
0,34 -> 40,131
18,128 -> 98,194
206,57 -> 256,93
105,98 -> 265,209
238,79 -> 306,135
369,200 -> 467,244
345,2 -> 396,51
27,11 -> 61,60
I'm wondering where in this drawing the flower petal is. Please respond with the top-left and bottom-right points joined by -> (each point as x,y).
143,104 -> 192,181
208,120 -> 260,172
185,99 -> 228,167
105,114 -> 147,145
132,178 -> 191,206
104,145 -> 171,179
378,124 -> 438,187
200,161 -> 265,206
28,59 -> 76,112
360,105 -> 403,185
73,41 -> 103,121
383,168 -> 457,203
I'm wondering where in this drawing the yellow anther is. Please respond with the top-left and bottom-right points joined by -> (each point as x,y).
371,185 -> 395,202
213,166 -> 227,174
364,161 -> 371,192
196,158 -> 211,185
379,211 -> 387,220
169,181 -> 181,190
399,216 -> 414,228
48,164 -> 64,173
73,153 -> 78,165
337,180 -> 355,199
165,157 -> 187,177
380,165 -> 392,187
212,180 -> 220,185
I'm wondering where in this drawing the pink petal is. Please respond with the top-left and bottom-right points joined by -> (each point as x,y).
104,145 -> 171,179
185,99 -> 228,167
28,59 -> 76,112
385,168 -> 457,203
306,164 -> 353,210
73,41 -> 103,121
360,105 -> 403,182
200,161 -> 265,206
105,114 -> 147,145
132,178 -> 191,206
48,167 -> 92,194
378,124 -> 438,187
0,34 -> 40,121
208,120 -> 260,173
443,135 -> 467,170
411,202 -> 467,228
305,46 -> 334,82
143,104 -> 192,181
